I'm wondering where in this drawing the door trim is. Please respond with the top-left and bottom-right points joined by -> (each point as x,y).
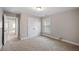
2,14 -> 4,46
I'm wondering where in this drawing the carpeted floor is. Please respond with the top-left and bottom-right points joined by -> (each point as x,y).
1,36 -> 79,51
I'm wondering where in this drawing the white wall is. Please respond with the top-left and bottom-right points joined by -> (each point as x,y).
20,14 -> 28,39
0,9 -> 3,48
28,17 -> 41,38
20,14 -> 41,40
15,17 -> 18,37
42,9 -> 79,44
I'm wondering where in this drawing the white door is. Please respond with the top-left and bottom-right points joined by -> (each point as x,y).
4,15 -> 9,44
4,15 -> 18,43
28,17 -> 41,39
0,14 -> 2,48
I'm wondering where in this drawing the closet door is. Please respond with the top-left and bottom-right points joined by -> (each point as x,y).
28,17 -> 41,39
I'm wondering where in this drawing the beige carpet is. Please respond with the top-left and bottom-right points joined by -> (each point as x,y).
1,36 -> 79,51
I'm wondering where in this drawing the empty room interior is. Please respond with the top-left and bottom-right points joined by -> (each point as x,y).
0,7 -> 79,51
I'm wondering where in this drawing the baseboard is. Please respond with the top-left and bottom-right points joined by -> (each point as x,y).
28,36 -> 41,39
20,37 -> 28,40
61,39 -> 79,46
0,44 -> 2,50
42,33 -> 79,46
41,33 -> 60,40
20,35 -> 40,40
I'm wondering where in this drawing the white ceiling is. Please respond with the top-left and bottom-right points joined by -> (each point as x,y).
2,7 -> 78,17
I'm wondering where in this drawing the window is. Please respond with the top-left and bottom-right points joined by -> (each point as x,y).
42,17 -> 52,34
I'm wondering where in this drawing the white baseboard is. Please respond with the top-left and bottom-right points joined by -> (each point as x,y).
20,37 -> 28,40
42,33 -> 59,40
0,44 -> 2,49
42,34 -> 79,46
62,39 -> 79,46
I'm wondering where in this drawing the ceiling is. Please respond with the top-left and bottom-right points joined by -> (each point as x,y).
1,7 -> 78,17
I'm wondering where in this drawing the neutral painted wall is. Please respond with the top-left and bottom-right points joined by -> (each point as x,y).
15,17 -> 18,37
0,9 -> 3,48
20,14 -> 41,39
42,9 -> 79,44
20,14 -> 28,39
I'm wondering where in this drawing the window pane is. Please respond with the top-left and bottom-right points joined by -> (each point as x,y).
42,17 -> 51,34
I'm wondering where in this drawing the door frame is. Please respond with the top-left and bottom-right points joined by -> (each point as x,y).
2,14 -> 4,46
2,12 -> 20,46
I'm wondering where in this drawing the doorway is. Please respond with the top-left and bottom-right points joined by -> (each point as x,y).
3,14 -> 18,44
